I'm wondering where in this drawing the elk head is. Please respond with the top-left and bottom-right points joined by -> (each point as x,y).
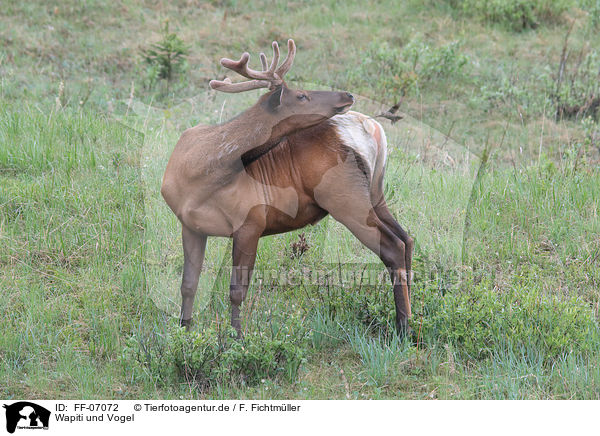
209,39 -> 355,139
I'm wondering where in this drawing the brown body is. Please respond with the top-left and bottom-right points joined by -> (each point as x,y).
161,40 -> 413,336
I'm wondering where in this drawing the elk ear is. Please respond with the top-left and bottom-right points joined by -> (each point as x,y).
267,86 -> 284,111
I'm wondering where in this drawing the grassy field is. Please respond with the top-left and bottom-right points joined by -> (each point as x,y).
1,0 -> 600,399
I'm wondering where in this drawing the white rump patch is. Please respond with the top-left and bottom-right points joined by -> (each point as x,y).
330,111 -> 382,180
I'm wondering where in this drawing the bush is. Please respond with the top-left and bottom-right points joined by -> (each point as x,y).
579,0 -> 600,28
444,0 -> 573,31
413,280 -> 600,360
346,39 -> 468,98
123,323 -> 308,391
474,45 -> 600,121
304,279 -> 397,336
552,49 -> 600,120
170,327 -> 306,387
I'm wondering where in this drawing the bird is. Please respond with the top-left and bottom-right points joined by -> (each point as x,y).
375,100 -> 403,124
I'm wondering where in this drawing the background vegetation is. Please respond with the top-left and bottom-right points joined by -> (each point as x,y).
1,0 -> 599,399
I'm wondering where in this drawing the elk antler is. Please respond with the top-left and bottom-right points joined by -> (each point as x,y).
209,39 -> 296,93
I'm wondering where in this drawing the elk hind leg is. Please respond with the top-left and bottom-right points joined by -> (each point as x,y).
323,201 -> 412,335
373,201 -> 414,299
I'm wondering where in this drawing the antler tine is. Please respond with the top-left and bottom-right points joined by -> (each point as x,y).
268,41 -> 280,75
275,39 -> 296,78
209,78 -> 270,93
259,53 -> 268,71
220,51 -> 274,82
212,40 -> 296,94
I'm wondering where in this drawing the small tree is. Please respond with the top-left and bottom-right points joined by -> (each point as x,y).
141,20 -> 189,87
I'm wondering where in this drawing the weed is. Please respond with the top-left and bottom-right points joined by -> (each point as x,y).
346,327 -> 413,386
290,232 -> 310,259
309,311 -> 345,349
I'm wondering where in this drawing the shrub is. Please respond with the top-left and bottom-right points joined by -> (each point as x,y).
552,49 -> 600,120
579,0 -> 600,28
474,45 -> 600,121
444,0 -> 573,31
346,39 -> 468,99
123,322 -> 308,391
305,279 -> 397,336
170,327 -> 306,387
413,280 -> 600,360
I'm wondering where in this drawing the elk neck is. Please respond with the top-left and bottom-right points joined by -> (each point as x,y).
213,92 -> 321,166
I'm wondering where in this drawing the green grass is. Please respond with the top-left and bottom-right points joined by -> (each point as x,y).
1,0 -> 600,399
0,104 -> 151,398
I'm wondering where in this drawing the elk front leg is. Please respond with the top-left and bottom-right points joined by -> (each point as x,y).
180,226 -> 207,329
230,224 -> 261,338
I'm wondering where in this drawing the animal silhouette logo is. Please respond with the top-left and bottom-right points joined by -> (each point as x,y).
2,402 -> 50,434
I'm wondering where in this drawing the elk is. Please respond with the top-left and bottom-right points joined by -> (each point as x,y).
161,39 -> 414,337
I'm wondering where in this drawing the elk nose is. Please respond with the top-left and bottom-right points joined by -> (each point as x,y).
346,92 -> 354,101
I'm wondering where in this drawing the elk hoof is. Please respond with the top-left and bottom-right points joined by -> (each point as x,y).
180,318 -> 193,330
